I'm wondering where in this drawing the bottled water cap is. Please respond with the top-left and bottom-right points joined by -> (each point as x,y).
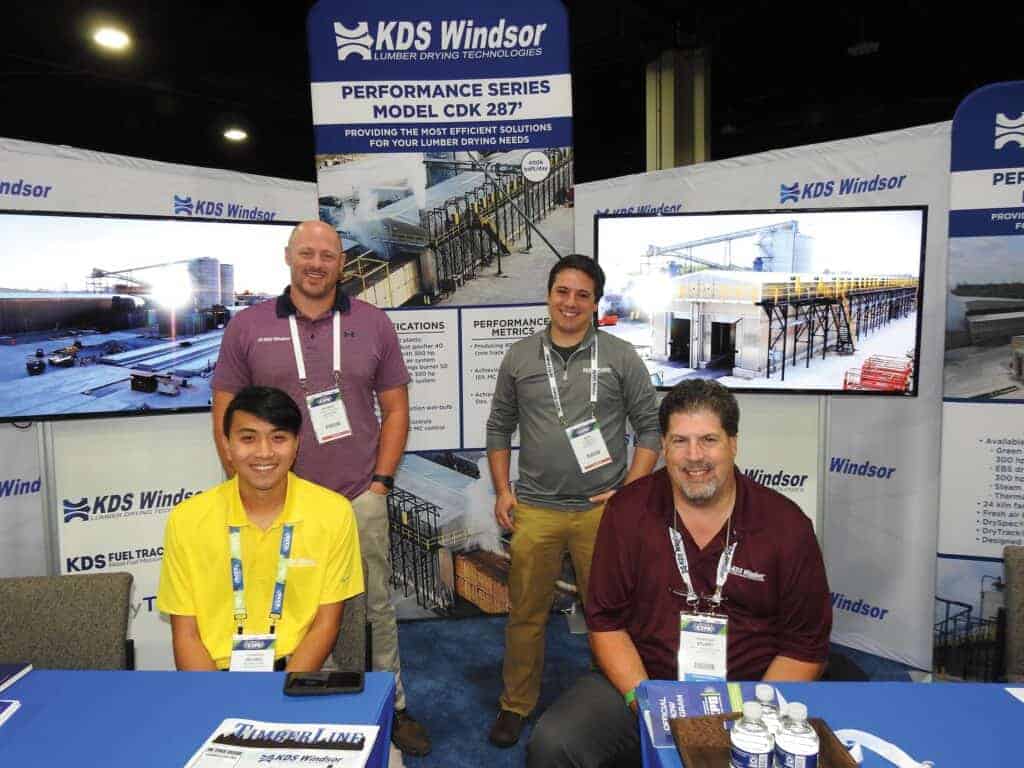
787,702 -> 808,721
755,683 -> 774,703
742,701 -> 762,720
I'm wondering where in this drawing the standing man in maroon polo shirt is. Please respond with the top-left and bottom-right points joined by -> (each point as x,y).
210,220 -> 431,756
527,379 -> 832,768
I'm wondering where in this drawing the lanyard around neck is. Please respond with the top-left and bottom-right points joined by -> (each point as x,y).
542,336 -> 599,426
668,512 -> 736,612
229,522 -> 294,634
288,311 -> 341,392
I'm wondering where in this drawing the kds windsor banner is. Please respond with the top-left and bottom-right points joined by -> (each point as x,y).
306,1 -> 574,305
307,1 -> 571,154
302,2 -> 577,625
934,82 -> 1024,680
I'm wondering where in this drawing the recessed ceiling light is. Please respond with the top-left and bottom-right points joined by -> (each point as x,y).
93,26 -> 131,52
223,128 -> 249,142
846,40 -> 880,57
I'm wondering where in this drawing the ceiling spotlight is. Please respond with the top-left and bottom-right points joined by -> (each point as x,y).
93,26 -> 131,52
223,128 -> 249,142
846,40 -> 880,57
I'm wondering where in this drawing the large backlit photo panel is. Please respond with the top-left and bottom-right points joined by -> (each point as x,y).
594,207 -> 926,395
0,211 -> 294,421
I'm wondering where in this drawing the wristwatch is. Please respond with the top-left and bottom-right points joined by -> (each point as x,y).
372,474 -> 394,490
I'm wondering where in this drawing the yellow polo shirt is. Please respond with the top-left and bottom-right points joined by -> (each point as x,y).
156,472 -> 363,669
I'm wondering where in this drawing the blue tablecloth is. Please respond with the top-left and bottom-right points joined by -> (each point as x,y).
640,680 -> 1024,767
0,670 -> 395,767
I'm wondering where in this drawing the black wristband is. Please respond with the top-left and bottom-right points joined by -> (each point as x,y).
372,474 -> 394,490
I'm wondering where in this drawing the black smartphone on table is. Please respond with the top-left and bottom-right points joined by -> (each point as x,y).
283,671 -> 365,696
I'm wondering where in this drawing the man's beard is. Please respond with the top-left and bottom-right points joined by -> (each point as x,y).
676,464 -> 720,503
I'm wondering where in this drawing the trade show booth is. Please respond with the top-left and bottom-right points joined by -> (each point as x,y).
1,3 -> 1022,766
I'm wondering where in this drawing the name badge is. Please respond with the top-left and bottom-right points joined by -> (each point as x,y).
229,633 -> 277,672
306,388 -> 352,444
566,418 -> 612,474
677,613 -> 728,681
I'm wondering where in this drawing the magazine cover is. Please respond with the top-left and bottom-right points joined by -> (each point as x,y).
183,719 -> 379,768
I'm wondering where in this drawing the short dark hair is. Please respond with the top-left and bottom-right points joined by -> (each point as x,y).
658,380 -> 740,437
547,254 -> 605,301
223,386 -> 302,437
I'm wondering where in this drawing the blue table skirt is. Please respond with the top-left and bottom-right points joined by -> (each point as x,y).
0,669 -> 395,768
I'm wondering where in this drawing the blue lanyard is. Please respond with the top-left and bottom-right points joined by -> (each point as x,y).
229,523 -> 294,634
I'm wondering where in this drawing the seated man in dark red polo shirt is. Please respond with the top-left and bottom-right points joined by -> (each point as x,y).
526,379 -> 832,768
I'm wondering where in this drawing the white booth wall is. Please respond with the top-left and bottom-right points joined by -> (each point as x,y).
573,123 -> 951,670
1,124 -> 956,671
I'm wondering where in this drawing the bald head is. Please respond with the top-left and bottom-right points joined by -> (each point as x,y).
287,220 -> 342,252
284,220 -> 344,309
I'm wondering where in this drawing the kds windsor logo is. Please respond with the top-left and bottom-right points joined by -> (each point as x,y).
742,467 -> 808,491
334,22 -> 374,61
0,476 -> 41,499
0,177 -> 53,200
171,193 -> 278,221
63,497 -> 90,523
779,183 -> 800,204
995,112 -> 1024,150
332,17 -> 549,61
778,173 -> 908,204
829,456 -> 897,480
61,487 -> 202,523
173,194 -> 194,216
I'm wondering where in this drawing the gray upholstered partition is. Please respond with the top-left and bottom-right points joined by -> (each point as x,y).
332,590 -> 368,672
0,572 -> 133,670
1006,545 -> 1024,682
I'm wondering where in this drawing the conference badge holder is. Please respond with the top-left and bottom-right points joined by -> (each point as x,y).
289,311 -> 351,444
566,418 -> 613,474
543,341 -> 611,474
677,614 -> 728,682
229,634 -> 277,672
227,523 -> 293,672
668,517 -> 735,682
306,388 -> 352,444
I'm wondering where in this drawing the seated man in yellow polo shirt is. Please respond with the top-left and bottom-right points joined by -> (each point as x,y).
157,385 -> 364,671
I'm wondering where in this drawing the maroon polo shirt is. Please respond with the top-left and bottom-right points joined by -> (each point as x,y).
586,467 -> 831,681
212,287 -> 410,499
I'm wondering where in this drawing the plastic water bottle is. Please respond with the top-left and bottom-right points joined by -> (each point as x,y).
776,702 -> 790,731
730,701 -> 774,768
774,702 -> 820,768
755,683 -> 781,734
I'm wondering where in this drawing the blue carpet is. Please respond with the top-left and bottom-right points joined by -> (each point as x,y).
397,614 -> 590,767
395,617 -> 916,767
830,642 -> 916,681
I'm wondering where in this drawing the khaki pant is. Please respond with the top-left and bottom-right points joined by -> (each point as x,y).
351,488 -> 406,710
500,500 -> 605,716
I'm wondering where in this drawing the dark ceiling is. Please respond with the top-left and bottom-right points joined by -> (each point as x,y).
2,3 -> 1021,185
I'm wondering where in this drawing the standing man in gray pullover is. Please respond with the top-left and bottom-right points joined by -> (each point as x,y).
485,254 -> 661,747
